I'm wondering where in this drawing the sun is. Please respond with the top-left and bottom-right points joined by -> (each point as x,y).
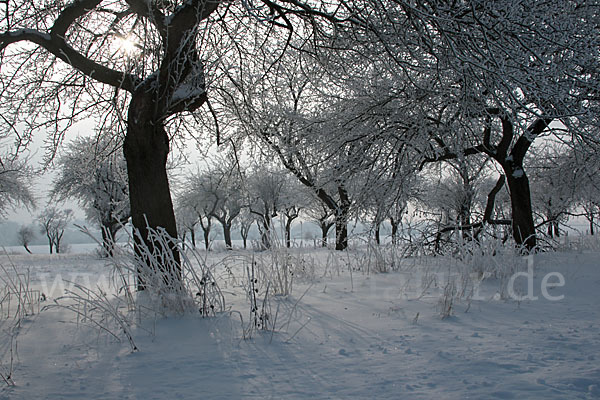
115,35 -> 139,56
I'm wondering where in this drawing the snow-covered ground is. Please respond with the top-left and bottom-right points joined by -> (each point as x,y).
0,243 -> 599,399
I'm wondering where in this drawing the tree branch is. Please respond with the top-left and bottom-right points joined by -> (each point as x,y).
0,29 -> 140,92
51,0 -> 103,37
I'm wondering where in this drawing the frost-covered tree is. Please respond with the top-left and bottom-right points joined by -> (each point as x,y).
204,158 -> 244,250
246,166 -> 287,250
1,0 -> 360,288
52,137 -> 129,255
178,172 -> 217,250
407,1 -> 600,250
279,176 -> 311,248
175,203 -> 198,249
17,225 -> 35,254
38,207 -> 73,254
529,148 -> 578,238
304,198 -> 335,248
237,208 -> 254,250
0,153 -> 35,217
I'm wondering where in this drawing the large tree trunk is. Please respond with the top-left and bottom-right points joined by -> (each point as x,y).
124,97 -> 181,290
374,221 -> 381,245
505,172 -> 537,250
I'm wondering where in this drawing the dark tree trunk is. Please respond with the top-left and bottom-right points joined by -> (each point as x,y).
390,217 -> 399,245
260,216 -> 272,249
223,221 -> 233,250
374,221 -> 381,245
190,228 -> 196,248
124,97 -> 181,290
23,245 -> 32,254
285,219 -> 293,248
505,172 -> 537,250
335,218 -> 348,250
285,213 -> 299,248
202,227 -> 210,250
335,186 -> 351,250
591,216 -> 595,236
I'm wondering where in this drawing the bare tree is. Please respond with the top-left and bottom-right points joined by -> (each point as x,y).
246,166 -> 287,250
304,198 -> 335,248
38,207 -> 74,254
17,225 -> 35,254
237,208 -> 254,250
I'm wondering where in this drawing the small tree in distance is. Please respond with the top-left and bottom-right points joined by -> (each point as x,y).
17,225 -> 35,254
38,207 -> 74,254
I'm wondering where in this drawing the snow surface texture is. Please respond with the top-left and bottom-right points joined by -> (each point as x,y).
0,247 -> 599,399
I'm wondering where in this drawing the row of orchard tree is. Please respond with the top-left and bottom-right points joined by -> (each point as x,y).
1,0 -> 600,285
4,132 -> 599,254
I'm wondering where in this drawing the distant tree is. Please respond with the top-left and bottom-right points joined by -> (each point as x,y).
204,158 -> 244,250
178,171 -> 220,250
175,204 -> 198,249
529,149 -> 578,239
279,177 -> 311,248
246,167 -> 286,250
304,199 -> 335,248
17,225 -> 35,254
52,137 -> 129,255
237,208 -> 254,250
38,207 -> 73,254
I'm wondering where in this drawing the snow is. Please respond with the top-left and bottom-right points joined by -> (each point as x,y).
0,245 -> 599,399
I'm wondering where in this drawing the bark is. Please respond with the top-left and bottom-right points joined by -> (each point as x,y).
505,172 -> 537,250
390,217 -> 399,245
124,94 -> 181,290
23,245 -> 32,254
284,212 -> 299,248
260,216 -> 272,249
222,222 -> 233,250
335,186 -> 351,250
